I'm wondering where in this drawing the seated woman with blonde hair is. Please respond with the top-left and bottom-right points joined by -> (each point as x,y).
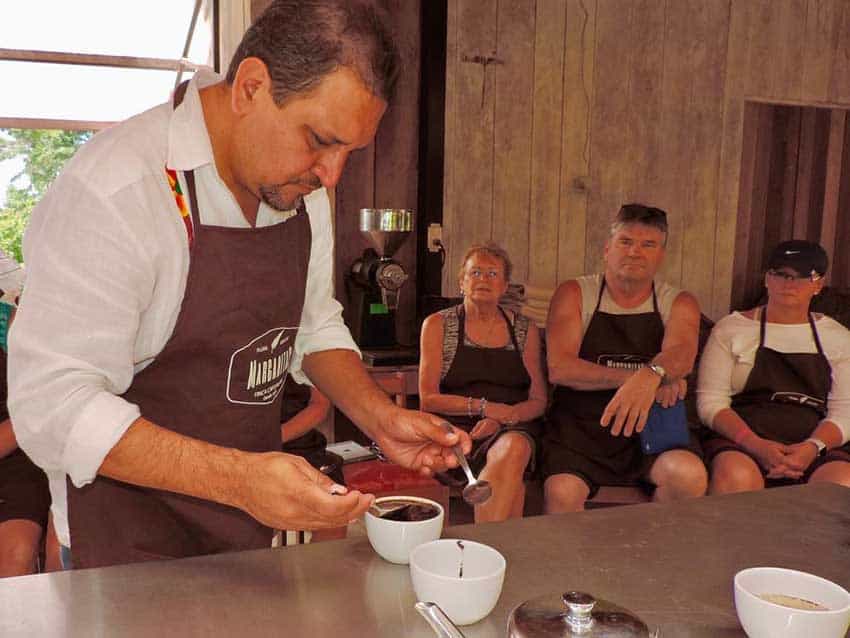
697,240 -> 850,493
419,243 -> 547,522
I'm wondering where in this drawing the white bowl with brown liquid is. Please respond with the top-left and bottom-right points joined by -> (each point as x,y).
734,567 -> 850,637
364,496 -> 444,565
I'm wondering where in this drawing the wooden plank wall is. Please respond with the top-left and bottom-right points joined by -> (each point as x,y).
444,0 -> 850,319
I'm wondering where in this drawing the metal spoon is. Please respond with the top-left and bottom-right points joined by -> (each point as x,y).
415,602 -> 467,638
442,423 -> 492,506
367,501 -> 414,519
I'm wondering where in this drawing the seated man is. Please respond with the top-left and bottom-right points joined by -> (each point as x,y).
542,204 -> 707,512
0,255 -> 51,576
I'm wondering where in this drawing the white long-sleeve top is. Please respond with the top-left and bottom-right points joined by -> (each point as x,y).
8,69 -> 358,546
696,311 -> 850,444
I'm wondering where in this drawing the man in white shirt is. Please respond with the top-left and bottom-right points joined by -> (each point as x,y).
8,0 -> 468,568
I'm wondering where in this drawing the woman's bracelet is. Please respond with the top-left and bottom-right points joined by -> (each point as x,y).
479,397 -> 487,418
732,427 -> 755,446
467,395 -> 474,419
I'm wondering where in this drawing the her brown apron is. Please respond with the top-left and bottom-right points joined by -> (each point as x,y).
543,279 -> 694,493
437,305 -> 540,481
730,308 -> 831,444
702,309 -> 850,479
67,83 -> 311,568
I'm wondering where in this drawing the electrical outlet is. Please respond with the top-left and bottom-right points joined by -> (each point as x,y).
427,223 -> 443,252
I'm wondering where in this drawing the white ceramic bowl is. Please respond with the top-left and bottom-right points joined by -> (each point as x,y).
734,567 -> 850,638
409,538 -> 506,626
364,496 -> 444,565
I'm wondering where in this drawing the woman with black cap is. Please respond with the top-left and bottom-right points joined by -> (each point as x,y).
697,240 -> 850,493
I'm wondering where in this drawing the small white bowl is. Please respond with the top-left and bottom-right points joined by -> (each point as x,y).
364,496 -> 444,565
409,538 -> 506,626
734,567 -> 850,638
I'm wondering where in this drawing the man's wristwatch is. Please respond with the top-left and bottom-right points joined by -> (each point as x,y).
646,362 -> 667,382
805,437 -> 827,457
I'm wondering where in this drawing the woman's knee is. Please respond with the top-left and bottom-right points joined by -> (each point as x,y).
486,433 -> 532,470
809,460 -> 850,487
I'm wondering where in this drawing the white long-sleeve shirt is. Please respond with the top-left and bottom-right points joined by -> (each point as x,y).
696,311 -> 850,443
8,70 -> 358,546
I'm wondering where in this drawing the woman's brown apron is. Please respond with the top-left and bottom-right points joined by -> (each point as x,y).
704,309 -> 850,477
437,305 -> 540,481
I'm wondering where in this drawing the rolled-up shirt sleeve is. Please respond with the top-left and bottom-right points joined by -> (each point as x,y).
289,189 -> 359,385
9,173 -> 149,488
696,320 -> 736,428
823,322 -> 850,444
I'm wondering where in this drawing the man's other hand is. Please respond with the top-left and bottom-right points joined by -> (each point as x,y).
239,452 -> 373,531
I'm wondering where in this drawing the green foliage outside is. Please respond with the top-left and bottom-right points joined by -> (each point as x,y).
0,129 -> 91,263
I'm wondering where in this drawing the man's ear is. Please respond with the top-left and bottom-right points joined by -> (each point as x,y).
231,57 -> 271,115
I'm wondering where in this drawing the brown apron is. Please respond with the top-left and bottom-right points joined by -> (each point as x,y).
703,309 -> 850,477
68,83 -> 311,568
437,305 -> 540,481
542,279 -> 700,494
731,308 -> 831,443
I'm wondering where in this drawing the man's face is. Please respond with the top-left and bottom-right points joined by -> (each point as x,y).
603,223 -> 666,284
232,65 -> 387,211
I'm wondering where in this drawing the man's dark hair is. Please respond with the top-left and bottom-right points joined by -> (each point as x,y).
610,203 -> 668,245
225,0 -> 400,105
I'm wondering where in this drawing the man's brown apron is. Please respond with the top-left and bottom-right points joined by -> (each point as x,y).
542,279 -> 665,494
68,83 -> 311,568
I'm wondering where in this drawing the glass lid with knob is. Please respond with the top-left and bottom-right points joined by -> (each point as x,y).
507,591 -> 658,637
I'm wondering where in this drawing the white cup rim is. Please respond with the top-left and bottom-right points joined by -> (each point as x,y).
364,495 -> 444,526
409,538 -> 506,583
734,566 -> 850,615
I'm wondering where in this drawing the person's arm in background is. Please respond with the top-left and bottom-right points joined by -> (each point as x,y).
0,420 -> 17,459
418,311 -> 473,416
281,386 -> 331,443
696,316 -> 791,476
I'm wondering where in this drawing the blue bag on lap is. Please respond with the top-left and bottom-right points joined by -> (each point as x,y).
639,400 -> 689,455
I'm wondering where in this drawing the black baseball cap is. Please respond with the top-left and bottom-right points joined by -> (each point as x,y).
767,240 -> 828,277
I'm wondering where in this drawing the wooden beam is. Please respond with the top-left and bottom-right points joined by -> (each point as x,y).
0,48 -> 199,72
0,117 -> 112,131
819,108 -> 847,280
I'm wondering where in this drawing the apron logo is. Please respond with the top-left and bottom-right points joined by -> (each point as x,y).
226,326 -> 297,405
597,354 -> 650,370
770,391 -> 825,412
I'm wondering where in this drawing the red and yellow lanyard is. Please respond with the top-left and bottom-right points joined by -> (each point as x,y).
165,167 -> 194,248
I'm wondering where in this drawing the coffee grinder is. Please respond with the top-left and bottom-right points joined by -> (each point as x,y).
347,208 -> 417,364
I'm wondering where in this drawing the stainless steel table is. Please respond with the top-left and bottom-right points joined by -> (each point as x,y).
2,483 -> 849,637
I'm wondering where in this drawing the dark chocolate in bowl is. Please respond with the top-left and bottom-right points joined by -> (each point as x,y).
372,499 -> 440,522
